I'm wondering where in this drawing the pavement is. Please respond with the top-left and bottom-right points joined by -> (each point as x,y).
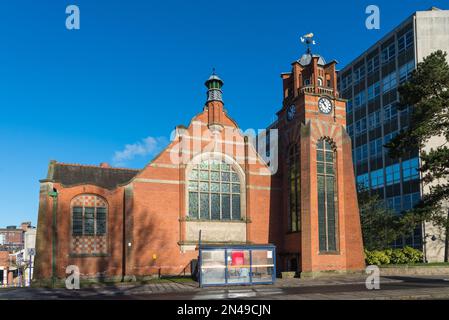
1,275 -> 449,300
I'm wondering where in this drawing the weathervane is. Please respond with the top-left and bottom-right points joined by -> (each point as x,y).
300,33 -> 316,54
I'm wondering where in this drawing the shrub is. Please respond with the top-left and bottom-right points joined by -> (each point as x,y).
365,249 -> 390,265
364,247 -> 423,265
389,249 -> 408,264
402,246 -> 424,264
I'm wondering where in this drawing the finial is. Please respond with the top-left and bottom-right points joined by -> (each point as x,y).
212,67 -> 216,75
300,33 -> 316,54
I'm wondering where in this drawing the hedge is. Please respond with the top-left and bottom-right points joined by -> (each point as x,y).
364,246 -> 423,265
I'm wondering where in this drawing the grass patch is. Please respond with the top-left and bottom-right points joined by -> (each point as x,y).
379,262 -> 449,268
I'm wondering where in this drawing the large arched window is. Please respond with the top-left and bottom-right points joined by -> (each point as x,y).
316,138 -> 338,252
188,159 -> 242,221
288,144 -> 300,232
71,194 -> 108,255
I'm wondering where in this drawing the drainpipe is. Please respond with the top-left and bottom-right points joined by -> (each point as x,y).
48,189 -> 58,288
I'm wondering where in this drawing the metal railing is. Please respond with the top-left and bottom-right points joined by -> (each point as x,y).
299,85 -> 337,96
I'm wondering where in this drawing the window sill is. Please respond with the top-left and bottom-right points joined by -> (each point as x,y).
183,219 -> 248,223
69,253 -> 110,258
319,251 -> 340,256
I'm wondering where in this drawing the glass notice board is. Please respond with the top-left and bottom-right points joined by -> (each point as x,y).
199,245 -> 276,287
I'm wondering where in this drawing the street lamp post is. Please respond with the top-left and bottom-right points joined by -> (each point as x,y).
49,189 -> 58,288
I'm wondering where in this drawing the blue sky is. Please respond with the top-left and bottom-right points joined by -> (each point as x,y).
0,0 -> 447,226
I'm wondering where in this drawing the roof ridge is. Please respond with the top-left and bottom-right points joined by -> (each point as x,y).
54,162 -> 140,171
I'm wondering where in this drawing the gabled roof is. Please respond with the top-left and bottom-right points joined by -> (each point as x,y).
44,161 -> 139,190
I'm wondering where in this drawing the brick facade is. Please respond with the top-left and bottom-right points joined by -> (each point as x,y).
34,49 -> 365,282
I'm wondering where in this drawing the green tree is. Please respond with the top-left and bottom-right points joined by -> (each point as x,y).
386,50 -> 449,261
358,186 -> 403,250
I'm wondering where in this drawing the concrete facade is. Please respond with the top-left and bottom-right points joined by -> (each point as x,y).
338,7 -> 449,261
415,9 -> 449,262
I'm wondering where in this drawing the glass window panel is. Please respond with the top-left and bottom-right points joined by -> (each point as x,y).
222,194 -> 231,220
210,161 -> 220,171
84,207 -> 95,235
189,169 -> 198,180
227,250 -> 250,284
201,249 -> 226,285
200,182 -> 209,192
326,163 -> 334,175
96,207 -> 107,235
210,171 -> 220,181
222,183 -> 230,193
251,250 -> 275,283
221,172 -> 230,182
188,181 -> 198,191
200,161 -> 209,169
326,176 -> 336,251
317,163 -> 324,174
232,184 -> 240,193
231,173 -> 239,183
72,207 -> 83,235
221,163 -> 231,171
232,195 -> 241,220
317,139 -> 324,149
189,192 -> 199,219
325,151 -> 333,162
317,150 -> 324,162
200,193 -> 210,219
199,170 -> 209,180
210,182 -> 220,192
211,194 -> 220,220
317,176 -> 326,251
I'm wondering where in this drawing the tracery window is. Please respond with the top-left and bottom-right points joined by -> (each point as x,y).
316,139 -> 338,252
188,159 -> 242,221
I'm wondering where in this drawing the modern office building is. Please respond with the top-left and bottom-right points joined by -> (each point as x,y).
338,7 -> 449,261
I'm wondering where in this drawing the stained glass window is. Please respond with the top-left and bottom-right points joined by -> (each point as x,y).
288,144 -> 300,232
316,138 -> 338,252
188,159 -> 242,220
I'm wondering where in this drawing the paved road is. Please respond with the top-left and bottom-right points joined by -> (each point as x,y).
133,276 -> 449,300
1,276 -> 449,300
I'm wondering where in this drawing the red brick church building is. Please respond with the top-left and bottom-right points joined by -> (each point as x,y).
34,44 -> 365,282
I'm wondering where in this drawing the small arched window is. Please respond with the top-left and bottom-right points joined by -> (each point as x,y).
317,77 -> 323,87
316,138 -> 338,252
188,159 -> 242,221
71,194 -> 108,255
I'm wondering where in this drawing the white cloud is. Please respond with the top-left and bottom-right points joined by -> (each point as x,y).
112,136 -> 168,167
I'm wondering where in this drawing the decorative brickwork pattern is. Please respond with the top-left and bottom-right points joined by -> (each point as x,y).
70,194 -> 108,255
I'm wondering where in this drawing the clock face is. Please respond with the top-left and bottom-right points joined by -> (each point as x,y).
287,105 -> 296,121
318,97 -> 333,114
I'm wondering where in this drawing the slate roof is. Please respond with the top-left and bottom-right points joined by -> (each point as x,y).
297,53 -> 326,66
45,161 -> 140,190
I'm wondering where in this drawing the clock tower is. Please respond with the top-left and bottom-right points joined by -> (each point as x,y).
273,35 -> 365,276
